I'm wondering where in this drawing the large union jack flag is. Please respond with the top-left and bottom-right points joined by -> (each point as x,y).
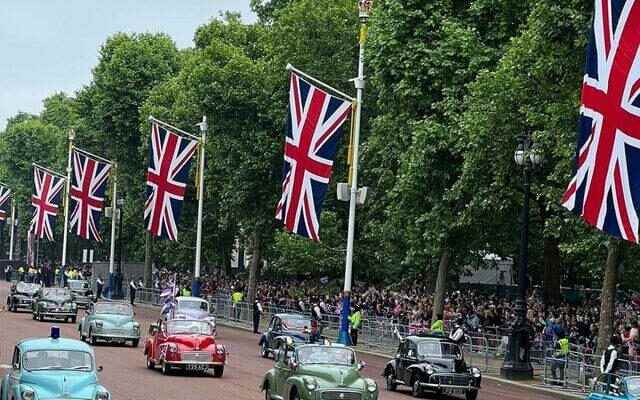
30,166 -> 65,241
275,72 -> 352,241
69,150 -> 112,241
145,121 -> 198,240
0,186 -> 11,225
562,0 -> 640,242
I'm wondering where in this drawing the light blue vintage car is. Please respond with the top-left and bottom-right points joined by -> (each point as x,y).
0,327 -> 111,400
78,301 -> 140,347
586,374 -> 640,399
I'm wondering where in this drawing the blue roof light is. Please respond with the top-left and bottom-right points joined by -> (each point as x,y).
51,326 -> 60,339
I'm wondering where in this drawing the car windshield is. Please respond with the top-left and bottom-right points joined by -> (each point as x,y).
417,341 -> 462,359
69,281 -> 89,290
23,350 -> 93,371
177,300 -> 208,312
16,282 -> 40,293
94,303 -> 132,315
166,320 -> 213,335
282,318 -> 310,330
42,288 -> 69,299
298,347 -> 356,365
626,377 -> 640,395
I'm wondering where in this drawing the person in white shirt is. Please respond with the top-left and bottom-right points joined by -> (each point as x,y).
601,335 -> 621,374
449,318 -> 466,344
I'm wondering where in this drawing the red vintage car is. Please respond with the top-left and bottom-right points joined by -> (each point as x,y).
144,319 -> 226,377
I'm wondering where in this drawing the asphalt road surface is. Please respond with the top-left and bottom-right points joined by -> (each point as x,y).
0,281 -> 560,400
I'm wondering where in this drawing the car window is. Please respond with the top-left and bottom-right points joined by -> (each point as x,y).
298,347 -> 356,366
177,300 -> 209,312
94,303 -> 133,315
23,350 -> 93,371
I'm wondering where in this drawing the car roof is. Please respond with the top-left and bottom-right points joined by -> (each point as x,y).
275,313 -> 309,320
17,337 -> 93,353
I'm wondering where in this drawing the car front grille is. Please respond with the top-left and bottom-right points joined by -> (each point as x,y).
431,374 -> 470,386
321,391 -> 361,400
105,328 -> 130,335
181,352 -> 211,362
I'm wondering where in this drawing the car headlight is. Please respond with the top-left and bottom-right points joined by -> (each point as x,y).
365,378 -> 377,393
21,389 -> 35,400
426,366 -> 434,375
303,377 -> 317,391
471,367 -> 481,378
95,391 -> 110,400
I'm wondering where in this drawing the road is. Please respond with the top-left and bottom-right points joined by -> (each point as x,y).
0,281 -> 559,399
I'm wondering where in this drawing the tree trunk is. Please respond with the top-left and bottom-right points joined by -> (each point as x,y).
597,237 -> 621,354
432,246 -> 450,321
15,228 -> 21,259
144,231 -> 152,288
247,234 -> 261,304
543,237 -> 562,305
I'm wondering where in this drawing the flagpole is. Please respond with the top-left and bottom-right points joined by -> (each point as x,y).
61,129 -> 75,283
8,197 -> 15,261
108,165 -> 118,299
339,0 -> 371,346
192,116 -> 207,298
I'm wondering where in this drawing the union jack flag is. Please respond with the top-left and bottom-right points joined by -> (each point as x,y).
69,150 -> 112,241
145,121 -> 198,240
561,0 -> 640,242
30,166 -> 65,241
0,186 -> 11,225
275,72 -> 352,241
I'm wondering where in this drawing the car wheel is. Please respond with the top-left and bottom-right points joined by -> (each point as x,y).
260,342 -> 269,358
213,365 -> 224,378
264,385 -> 271,400
38,313 -> 44,322
385,373 -> 397,391
132,339 -> 139,348
290,389 -> 300,400
32,312 -> 37,320
146,357 -> 155,370
465,389 -> 479,400
71,317 -> 76,324
411,376 -> 423,398
161,361 -> 171,375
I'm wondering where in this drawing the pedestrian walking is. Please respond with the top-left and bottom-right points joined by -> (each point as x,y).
129,279 -> 137,306
96,276 -> 104,300
253,298 -> 263,334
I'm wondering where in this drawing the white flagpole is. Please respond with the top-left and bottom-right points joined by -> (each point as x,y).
61,129 -> 75,274
8,197 -> 15,261
108,166 -> 118,298
192,116 -> 207,297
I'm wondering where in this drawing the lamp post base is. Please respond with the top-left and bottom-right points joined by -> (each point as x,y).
338,293 -> 352,346
500,363 -> 533,380
191,278 -> 201,298
500,300 -> 533,380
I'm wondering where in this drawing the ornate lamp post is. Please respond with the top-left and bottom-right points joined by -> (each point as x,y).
500,136 -> 542,380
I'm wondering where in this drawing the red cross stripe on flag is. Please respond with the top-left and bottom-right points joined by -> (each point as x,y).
0,186 -> 11,224
69,150 -> 112,241
30,167 -> 65,241
275,72 -> 352,241
145,121 -> 198,241
562,0 -> 640,242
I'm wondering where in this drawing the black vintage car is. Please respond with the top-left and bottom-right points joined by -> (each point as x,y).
6,281 -> 41,312
258,313 -> 312,358
383,335 -> 481,400
67,279 -> 94,308
32,287 -> 78,323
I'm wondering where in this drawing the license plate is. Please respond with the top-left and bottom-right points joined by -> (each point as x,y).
186,364 -> 209,371
444,388 -> 466,395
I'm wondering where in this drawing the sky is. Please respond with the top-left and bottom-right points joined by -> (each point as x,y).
0,0 -> 255,130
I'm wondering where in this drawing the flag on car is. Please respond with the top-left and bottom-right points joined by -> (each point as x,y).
160,273 -> 178,315
561,0 -> 640,242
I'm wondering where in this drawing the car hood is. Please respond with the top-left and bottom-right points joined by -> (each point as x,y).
298,365 -> 363,388
173,309 -> 210,320
167,335 -> 216,349
94,314 -> 135,327
41,297 -> 73,305
14,292 -> 37,298
21,371 -> 99,399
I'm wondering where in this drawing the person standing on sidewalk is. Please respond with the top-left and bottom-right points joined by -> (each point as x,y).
129,279 -> 137,306
253,298 -> 263,334
551,331 -> 570,385
349,306 -> 362,346
231,287 -> 244,321
96,276 -> 104,300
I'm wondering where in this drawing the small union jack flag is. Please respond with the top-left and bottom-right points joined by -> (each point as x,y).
145,121 -> 198,240
0,186 -> 11,225
30,166 -> 65,241
275,72 -> 352,241
69,150 -> 112,242
561,0 -> 640,242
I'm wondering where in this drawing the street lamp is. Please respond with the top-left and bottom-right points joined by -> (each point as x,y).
500,135 -> 542,380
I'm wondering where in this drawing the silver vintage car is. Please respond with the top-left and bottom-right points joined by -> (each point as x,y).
79,301 -> 141,347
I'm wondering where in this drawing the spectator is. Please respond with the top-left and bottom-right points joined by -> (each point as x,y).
253,298 -> 262,334
551,331 -> 570,385
96,276 -> 104,300
129,279 -> 137,306
349,306 -> 362,346
601,335 -> 621,374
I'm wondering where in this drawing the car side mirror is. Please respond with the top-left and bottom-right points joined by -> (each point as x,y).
97,365 -> 103,372
357,361 -> 366,371
288,359 -> 298,370
149,323 -> 158,335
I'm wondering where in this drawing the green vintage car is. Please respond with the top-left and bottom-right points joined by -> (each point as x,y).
0,327 -> 111,400
262,339 -> 378,400
78,301 -> 140,347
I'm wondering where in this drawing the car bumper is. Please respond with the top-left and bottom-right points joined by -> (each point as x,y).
93,333 -> 140,341
13,300 -> 34,309
166,360 -> 225,368
40,311 -> 77,318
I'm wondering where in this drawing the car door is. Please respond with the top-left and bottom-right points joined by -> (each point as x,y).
8,347 -> 21,396
81,304 -> 94,336
274,342 -> 293,398
400,340 -> 418,383
267,316 -> 280,349
154,321 -> 168,360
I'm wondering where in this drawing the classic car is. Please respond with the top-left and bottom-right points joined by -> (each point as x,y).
383,334 -> 481,400
6,282 -> 41,312
261,339 -> 378,400
259,313 -> 312,358
0,327 -> 111,400
67,279 -> 94,308
168,296 -> 216,327
32,287 -> 78,323
78,301 -> 140,347
586,374 -> 640,399
144,319 -> 226,377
